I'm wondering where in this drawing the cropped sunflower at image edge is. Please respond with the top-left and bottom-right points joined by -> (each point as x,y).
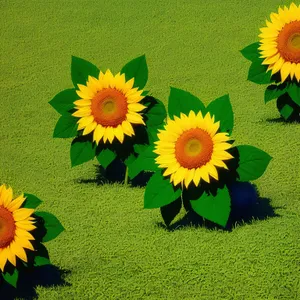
0,184 -> 64,288
241,2 -> 300,122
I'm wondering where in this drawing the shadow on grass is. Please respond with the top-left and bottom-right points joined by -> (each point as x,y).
157,183 -> 283,232
265,117 -> 299,124
76,159 -> 153,187
0,265 -> 71,300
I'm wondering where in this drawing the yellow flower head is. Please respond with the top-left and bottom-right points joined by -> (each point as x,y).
0,184 -> 36,272
154,111 -> 234,189
72,70 -> 146,144
259,2 -> 300,82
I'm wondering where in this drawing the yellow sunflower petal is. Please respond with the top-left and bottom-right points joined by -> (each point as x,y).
82,121 -> 97,136
15,228 -> 35,241
184,168 -> 195,188
126,112 -> 145,125
122,121 -> 135,136
73,99 -> 92,107
295,64 -> 300,82
114,125 -> 125,143
77,115 -> 95,130
173,167 -> 188,186
280,61 -> 292,82
106,127 -> 115,144
13,208 -> 34,222
72,107 -> 92,117
6,245 -> 17,266
0,248 -> 9,272
2,186 -> 13,208
7,194 -> 26,212
128,103 -> 146,112
163,162 -> 180,177
10,240 -> 28,262
15,220 -> 36,231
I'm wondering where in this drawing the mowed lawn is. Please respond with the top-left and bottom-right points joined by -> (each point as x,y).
1,0 -> 300,299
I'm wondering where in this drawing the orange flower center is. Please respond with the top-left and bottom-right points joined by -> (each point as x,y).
91,88 -> 128,127
277,21 -> 300,63
175,128 -> 213,169
0,206 -> 16,249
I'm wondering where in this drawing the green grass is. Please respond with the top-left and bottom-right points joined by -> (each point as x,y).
1,0 -> 300,299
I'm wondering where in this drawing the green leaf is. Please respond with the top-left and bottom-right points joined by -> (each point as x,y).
128,145 -> 158,179
280,104 -> 294,120
49,89 -> 78,115
53,114 -> 78,138
236,145 -> 272,181
124,153 -> 136,167
23,193 -> 42,209
144,171 -> 182,209
287,84 -> 300,106
160,197 -> 182,227
35,211 -> 64,243
168,87 -> 205,119
145,98 -> 167,127
120,55 -> 148,89
248,61 -> 273,85
70,138 -> 96,167
34,244 -> 51,267
142,90 -> 150,96
3,269 -> 19,288
96,148 -> 116,169
206,94 -> 234,134
190,186 -> 231,227
240,42 -> 260,62
134,144 -> 149,154
71,56 -> 100,87
264,84 -> 288,104
146,125 -> 162,144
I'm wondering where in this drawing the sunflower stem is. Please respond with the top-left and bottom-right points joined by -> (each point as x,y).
124,166 -> 129,186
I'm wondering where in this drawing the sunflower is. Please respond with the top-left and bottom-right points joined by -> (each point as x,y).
0,184 -> 35,272
154,111 -> 234,188
259,2 -> 300,83
72,70 -> 146,144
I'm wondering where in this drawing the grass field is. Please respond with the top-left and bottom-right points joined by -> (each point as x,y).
1,0 -> 300,299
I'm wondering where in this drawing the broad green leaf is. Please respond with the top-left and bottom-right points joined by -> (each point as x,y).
70,138 -> 96,167
71,56 -> 100,87
236,145 -> 272,181
3,269 -> 19,288
128,145 -> 158,179
35,211 -> 64,243
134,144 -> 149,154
124,153 -> 136,167
145,98 -> 167,127
53,114 -> 78,138
206,94 -> 234,134
287,84 -> 300,106
23,193 -> 42,209
120,55 -> 148,89
49,89 -> 78,115
168,87 -> 205,119
146,125 -> 162,144
144,171 -> 182,209
248,61 -> 273,85
280,104 -> 293,120
34,244 -> 51,267
96,148 -> 116,169
240,42 -> 260,62
160,197 -> 182,227
190,186 -> 231,227
264,84 -> 288,104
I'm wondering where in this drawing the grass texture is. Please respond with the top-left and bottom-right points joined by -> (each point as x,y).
1,0 -> 300,299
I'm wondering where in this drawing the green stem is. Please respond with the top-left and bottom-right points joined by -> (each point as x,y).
124,166 -> 129,186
